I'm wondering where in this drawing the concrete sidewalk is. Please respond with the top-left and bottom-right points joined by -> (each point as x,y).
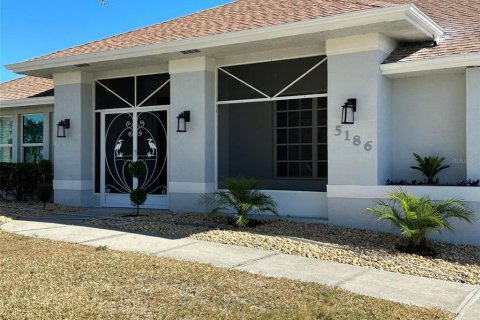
2,219 -> 479,319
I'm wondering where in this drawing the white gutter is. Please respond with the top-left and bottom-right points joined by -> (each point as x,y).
381,52 -> 480,77
0,96 -> 54,108
6,4 -> 443,74
404,5 -> 444,41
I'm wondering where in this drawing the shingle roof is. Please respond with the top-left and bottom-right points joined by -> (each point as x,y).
19,0 -> 480,64
0,76 -> 54,101
385,0 -> 480,63
28,0 -> 397,61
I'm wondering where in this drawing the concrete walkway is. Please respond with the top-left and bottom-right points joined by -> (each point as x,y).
2,218 -> 479,319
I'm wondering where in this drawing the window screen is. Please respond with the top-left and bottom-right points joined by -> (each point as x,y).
95,73 -> 170,110
218,56 -> 327,102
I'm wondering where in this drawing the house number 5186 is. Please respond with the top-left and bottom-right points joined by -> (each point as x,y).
335,125 -> 372,152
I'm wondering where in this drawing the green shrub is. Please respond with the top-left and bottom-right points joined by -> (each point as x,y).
366,188 -> 474,249
410,153 -> 450,185
0,162 -> 39,201
130,188 -> 147,216
0,162 -> 51,202
128,161 -> 146,178
200,177 -> 278,227
0,163 -> 16,200
36,184 -> 52,210
128,161 -> 147,215
37,160 -> 53,185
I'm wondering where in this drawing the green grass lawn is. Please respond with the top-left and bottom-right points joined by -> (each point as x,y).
0,231 -> 452,320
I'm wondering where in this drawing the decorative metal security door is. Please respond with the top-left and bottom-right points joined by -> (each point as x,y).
101,109 -> 168,208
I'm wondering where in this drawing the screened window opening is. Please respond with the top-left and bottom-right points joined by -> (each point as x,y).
22,114 -> 44,164
0,116 -> 13,162
95,73 -> 170,110
217,55 -> 328,192
218,55 -> 327,103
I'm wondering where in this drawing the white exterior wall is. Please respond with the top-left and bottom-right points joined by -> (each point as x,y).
327,34 -> 395,186
466,67 -> 480,180
391,73 -> 467,184
52,71 -> 94,206
168,57 -> 216,212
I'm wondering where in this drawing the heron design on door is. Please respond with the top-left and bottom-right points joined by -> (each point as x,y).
103,110 -> 168,207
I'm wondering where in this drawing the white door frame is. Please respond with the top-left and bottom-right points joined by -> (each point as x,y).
99,105 -> 169,208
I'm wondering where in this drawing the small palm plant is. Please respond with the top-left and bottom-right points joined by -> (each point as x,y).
201,177 -> 278,227
366,188 -> 474,251
410,153 -> 450,184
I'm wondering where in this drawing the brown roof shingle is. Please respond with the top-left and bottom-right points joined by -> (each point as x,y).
29,0 -> 397,61
385,0 -> 480,63
17,0 -> 480,64
0,76 -> 54,101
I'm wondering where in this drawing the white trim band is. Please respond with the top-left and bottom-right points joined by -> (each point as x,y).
327,185 -> 480,202
326,33 -> 396,56
169,56 -> 216,74
0,96 -> 54,109
169,182 -> 216,193
381,53 -> 480,77
53,180 -> 93,190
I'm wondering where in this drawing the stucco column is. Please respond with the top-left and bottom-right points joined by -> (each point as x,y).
466,67 -> 480,180
168,56 -> 216,212
326,33 -> 396,229
52,71 -> 93,206
326,33 -> 395,186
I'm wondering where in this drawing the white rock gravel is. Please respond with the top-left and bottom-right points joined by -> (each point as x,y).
85,211 -> 480,286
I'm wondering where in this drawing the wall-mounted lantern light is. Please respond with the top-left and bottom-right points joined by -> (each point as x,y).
56,119 -> 70,138
341,99 -> 357,124
176,111 -> 191,132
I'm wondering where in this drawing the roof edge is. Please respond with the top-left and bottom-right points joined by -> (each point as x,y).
0,96 -> 54,109
381,52 -> 480,77
6,4 -> 442,75
405,4 -> 444,41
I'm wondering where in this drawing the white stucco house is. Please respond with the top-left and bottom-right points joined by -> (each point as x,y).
1,0 -> 479,245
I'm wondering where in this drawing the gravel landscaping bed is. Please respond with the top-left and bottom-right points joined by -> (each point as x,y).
0,202 -> 85,217
86,211 -> 480,286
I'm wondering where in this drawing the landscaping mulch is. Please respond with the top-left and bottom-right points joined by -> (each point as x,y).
0,201 -> 84,217
86,211 -> 480,286
0,231 -> 452,320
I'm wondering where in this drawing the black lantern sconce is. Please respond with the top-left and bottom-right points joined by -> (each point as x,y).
56,119 -> 70,138
176,111 -> 191,132
341,99 -> 357,124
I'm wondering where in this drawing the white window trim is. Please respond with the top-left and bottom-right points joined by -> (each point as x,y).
21,113 -> 44,163
0,116 -> 13,162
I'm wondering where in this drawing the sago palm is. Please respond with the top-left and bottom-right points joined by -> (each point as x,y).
410,153 -> 450,184
366,188 -> 474,248
201,177 -> 278,227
